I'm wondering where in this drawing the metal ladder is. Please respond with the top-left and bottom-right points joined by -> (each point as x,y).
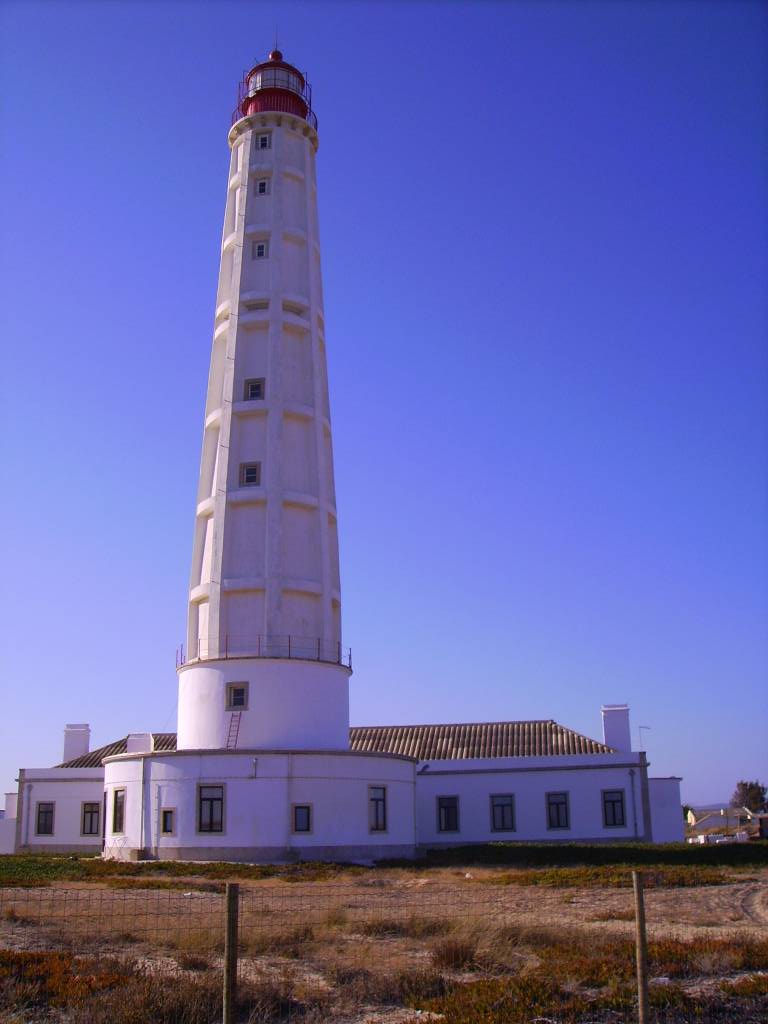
226,711 -> 241,749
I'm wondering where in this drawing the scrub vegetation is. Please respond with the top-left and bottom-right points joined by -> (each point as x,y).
1,847 -> 767,1021
2,841 -> 767,889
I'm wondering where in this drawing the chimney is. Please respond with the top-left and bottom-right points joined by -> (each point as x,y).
63,724 -> 90,762
601,705 -> 632,752
126,733 -> 152,753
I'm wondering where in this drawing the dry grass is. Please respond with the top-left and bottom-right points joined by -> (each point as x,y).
174,953 -> 213,972
358,915 -> 452,938
241,923 -> 316,958
430,936 -> 478,970
2,859 -> 768,1022
479,864 -> 731,888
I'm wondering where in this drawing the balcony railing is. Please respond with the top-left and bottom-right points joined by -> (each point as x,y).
232,67 -> 318,130
177,634 -> 351,669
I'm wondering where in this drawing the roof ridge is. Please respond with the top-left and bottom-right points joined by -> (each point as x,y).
351,719 -> 559,730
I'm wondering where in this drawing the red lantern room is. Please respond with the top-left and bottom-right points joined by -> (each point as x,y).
234,50 -> 317,129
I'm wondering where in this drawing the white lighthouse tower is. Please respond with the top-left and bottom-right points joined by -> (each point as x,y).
101,51 -> 417,862
177,49 -> 349,753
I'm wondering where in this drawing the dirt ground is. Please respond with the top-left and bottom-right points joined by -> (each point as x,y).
1,866 -> 767,1023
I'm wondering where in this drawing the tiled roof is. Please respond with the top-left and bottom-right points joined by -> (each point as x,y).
57,733 -> 177,768
349,721 -> 613,759
57,721 -> 611,768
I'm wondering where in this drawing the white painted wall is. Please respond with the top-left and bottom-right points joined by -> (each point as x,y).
177,658 -> 350,750
15,769 -> 105,852
185,109 -> 340,671
0,820 -> 15,854
414,753 -> 651,845
5,749 -> 681,856
103,750 -> 416,860
648,777 -> 684,843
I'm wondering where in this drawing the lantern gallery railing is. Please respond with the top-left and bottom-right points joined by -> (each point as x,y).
232,67 -> 318,129
177,635 -> 351,669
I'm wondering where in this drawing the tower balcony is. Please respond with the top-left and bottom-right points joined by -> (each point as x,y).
177,634 -> 351,669
233,50 -> 318,130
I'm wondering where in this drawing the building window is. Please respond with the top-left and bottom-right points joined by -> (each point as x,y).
254,178 -> 270,196
226,682 -> 249,710
112,789 -> 125,834
244,378 -> 265,401
546,791 -> 570,830
490,794 -> 515,832
602,789 -> 626,828
369,786 -> 386,832
252,240 -> 269,260
161,809 -> 175,835
239,462 -> 261,487
35,802 -> 54,836
198,785 -> 224,833
293,804 -> 312,833
81,802 -> 100,836
437,796 -> 459,833
255,133 -> 271,150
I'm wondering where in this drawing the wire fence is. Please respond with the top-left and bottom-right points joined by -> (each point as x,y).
0,881 -> 519,957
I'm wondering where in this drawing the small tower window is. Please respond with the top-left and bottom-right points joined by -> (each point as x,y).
254,178 -> 270,196
160,809 -> 175,835
112,790 -> 125,834
252,240 -> 269,260
255,133 -> 271,150
368,786 -> 387,832
226,682 -> 249,709
244,378 -> 265,401
198,785 -> 224,833
437,796 -> 459,833
292,804 -> 312,833
239,462 -> 261,487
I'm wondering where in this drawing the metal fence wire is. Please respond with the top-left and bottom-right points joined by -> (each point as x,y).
0,876 -> 661,1024
0,881 -> 518,956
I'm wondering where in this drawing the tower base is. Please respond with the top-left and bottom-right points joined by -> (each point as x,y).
177,657 -> 351,751
102,748 -> 415,862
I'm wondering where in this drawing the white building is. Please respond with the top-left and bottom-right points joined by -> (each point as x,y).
0,50 -> 683,859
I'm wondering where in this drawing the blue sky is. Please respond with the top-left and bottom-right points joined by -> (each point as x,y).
1,0 -> 765,806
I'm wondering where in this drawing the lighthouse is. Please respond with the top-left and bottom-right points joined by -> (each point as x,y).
177,50 -> 349,753
100,51 -> 418,862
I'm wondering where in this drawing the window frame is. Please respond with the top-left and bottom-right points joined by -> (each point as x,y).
252,239 -> 269,260
239,462 -> 261,487
243,377 -> 265,402
368,785 -> 387,833
602,788 -> 626,828
254,177 -> 270,196
292,803 -> 313,834
226,682 -> 249,711
160,808 -> 176,836
490,793 -> 516,833
112,789 -> 126,835
546,791 -> 570,831
35,801 -> 55,836
197,784 -> 225,834
437,795 -> 460,834
255,132 -> 271,151
81,801 -> 100,837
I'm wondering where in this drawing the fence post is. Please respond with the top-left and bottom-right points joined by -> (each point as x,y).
632,870 -> 649,1024
223,882 -> 239,1024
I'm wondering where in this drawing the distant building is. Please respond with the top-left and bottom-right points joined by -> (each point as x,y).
0,49 -> 683,861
